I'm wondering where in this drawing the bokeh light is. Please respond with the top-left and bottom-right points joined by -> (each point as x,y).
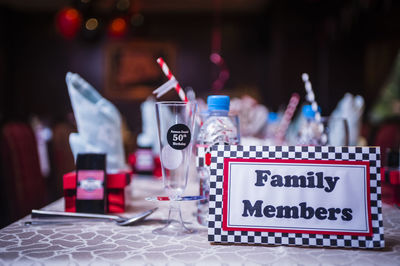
85,18 -> 98,31
108,17 -> 128,38
55,7 -> 82,39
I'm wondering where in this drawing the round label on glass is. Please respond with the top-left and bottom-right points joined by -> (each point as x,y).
167,124 -> 191,150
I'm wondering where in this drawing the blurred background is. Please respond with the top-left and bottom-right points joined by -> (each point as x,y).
1,0 -> 400,227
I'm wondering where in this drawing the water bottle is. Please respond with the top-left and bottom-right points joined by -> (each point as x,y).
297,105 -> 326,145
264,112 -> 279,144
196,95 -> 240,226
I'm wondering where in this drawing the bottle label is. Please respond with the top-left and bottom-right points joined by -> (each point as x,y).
167,124 -> 191,150
77,170 -> 105,200
196,145 -> 212,167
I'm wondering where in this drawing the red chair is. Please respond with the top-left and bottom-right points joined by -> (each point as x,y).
0,122 -> 47,227
373,121 -> 400,164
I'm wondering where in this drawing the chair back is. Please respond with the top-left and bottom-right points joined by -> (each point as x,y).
0,122 -> 47,226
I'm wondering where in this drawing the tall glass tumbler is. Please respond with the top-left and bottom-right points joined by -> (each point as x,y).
154,101 -> 197,236
324,117 -> 349,146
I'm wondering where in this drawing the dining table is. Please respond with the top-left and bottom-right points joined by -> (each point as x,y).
0,174 -> 399,265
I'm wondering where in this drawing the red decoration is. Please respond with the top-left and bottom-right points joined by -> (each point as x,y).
63,171 -> 132,213
56,7 -> 82,39
108,17 -> 128,38
153,156 -> 162,178
128,152 -> 162,178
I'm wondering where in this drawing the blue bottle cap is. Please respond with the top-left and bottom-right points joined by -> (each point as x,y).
302,105 -> 321,119
207,95 -> 230,111
268,112 -> 279,123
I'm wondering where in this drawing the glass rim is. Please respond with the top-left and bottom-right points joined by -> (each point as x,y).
155,101 -> 194,106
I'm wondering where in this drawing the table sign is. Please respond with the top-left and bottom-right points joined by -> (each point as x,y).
208,145 -> 384,249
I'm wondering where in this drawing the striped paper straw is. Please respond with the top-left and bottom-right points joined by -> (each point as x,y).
153,79 -> 178,98
156,57 -> 188,102
301,73 -> 327,144
275,93 -> 300,144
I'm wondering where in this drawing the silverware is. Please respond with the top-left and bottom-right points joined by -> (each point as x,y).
31,208 -> 158,226
25,220 -> 77,226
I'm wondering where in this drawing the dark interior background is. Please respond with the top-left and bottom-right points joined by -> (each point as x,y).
0,0 -> 400,227
1,0 -> 400,128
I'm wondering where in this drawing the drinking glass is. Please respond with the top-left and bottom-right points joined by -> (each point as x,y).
294,116 -> 349,146
323,117 -> 349,146
154,101 -> 197,236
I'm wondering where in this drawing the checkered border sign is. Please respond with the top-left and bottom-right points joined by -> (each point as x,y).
207,145 -> 384,249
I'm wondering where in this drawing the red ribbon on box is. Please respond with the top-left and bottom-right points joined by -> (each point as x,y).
63,171 -> 132,213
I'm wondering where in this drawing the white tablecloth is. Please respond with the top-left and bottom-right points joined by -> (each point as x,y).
0,176 -> 399,265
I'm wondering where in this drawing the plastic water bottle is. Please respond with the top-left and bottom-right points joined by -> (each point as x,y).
297,105 -> 326,145
196,95 -> 239,226
264,112 -> 279,144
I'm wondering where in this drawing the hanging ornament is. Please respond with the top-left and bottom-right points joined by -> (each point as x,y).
55,7 -> 82,39
108,17 -> 128,38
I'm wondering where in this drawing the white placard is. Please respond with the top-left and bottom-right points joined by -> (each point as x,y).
224,159 -> 371,235
208,145 -> 384,249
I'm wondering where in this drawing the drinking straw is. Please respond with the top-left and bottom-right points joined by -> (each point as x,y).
153,79 -> 178,98
156,57 -> 188,102
275,93 -> 300,143
301,73 -> 327,144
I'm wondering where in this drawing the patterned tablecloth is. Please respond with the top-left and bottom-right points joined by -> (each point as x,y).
0,176 -> 399,265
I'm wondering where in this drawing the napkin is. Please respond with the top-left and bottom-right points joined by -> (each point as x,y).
66,72 -> 127,172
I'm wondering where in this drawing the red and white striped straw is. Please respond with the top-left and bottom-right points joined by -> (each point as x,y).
156,57 -> 188,102
275,93 -> 300,143
302,73 -> 327,144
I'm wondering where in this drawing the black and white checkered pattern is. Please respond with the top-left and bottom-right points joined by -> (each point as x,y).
196,146 -> 207,168
207,145 -> 384,249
